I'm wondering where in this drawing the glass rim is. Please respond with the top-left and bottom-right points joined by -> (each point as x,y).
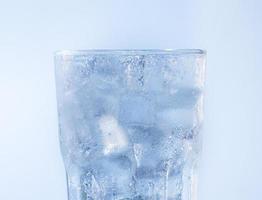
54,49 -> 206,56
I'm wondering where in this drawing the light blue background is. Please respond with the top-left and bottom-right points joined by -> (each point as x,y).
0,0 -> 262,200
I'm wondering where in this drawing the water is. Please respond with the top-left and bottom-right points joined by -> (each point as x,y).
55,51 -> 205,200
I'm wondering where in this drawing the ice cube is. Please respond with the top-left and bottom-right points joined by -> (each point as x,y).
156,108 -> 198,139
133,178 -> 156,199
126,126 -> 164,168
133,145 -> 161,170
119,94 -> 155,126
82,55 -> 124,91
172,87 -> 201,108
82,171 -> 102,199
135,166 -> 156,179
108,154 -> 133,170
134,168 -> 169,200
157,109 -> 196,127
126,125 -> 170,171
156,87 -> 201,110
90,156 -> 134,199
67,140 -> 100,168
155,108 -> 201,141
127,125 -> 163,145
99,115 -> 128,155
163,55 -> 199,88
92,92 -> 119,117
75,86 -> 119,119
143,57 -> 164,92
121,55 -> 145,89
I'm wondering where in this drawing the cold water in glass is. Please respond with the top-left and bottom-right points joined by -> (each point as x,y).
54,49 -> 206,200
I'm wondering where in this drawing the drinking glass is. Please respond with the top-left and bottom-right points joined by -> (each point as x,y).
54,49 -> 206,200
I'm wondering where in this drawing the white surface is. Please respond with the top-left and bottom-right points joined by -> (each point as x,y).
0,0 -> 262,200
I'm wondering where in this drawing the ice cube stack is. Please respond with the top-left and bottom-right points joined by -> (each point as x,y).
55,51 -> 205,200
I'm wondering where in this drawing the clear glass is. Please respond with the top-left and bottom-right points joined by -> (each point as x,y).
54,49 -> 206,200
